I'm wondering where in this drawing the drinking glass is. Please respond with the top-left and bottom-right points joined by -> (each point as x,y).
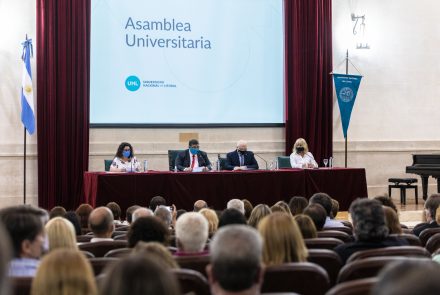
323,159 -> 328,167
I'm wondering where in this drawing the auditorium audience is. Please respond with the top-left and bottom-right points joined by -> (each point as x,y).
63,211 -> 82,235
127,216 -> 169,248
242,199 -> 254,219
45,217 -> 77,251
303,203 -> 327,231
49,206 -> 66,219
248,204 -> 271,228
31,249 -> 97,295
109,142 -> 141,172
125,205 -> 141,224
88,207 -> 114,242
258,212 -> 308,265
383,206 -> 402,234
194,200 -> 208,212
199,208 -> 219,237
334,198 -> 408,264
154,205 -> 174,229
207,225 -> 264,295
75,203 -> 93,231
330,198 -> 339,219
0,221 -> 11,295
309,192 -> 344,228
132,207 -> 153,222
218,208 -> 247,228
106,202 -> 126,225
288,196 -> 308,216
149,195 -> 167,211
412,193 -> 440,236
294,214 -> 318,239
133,241 -> 179,269
175,212 -> 209,255
227,199 -> 245,215
374,195 -> 398,213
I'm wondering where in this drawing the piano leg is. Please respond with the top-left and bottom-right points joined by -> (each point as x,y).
421,176 -> 429,201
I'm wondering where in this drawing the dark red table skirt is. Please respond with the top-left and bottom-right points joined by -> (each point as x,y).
83,168 -> 368,214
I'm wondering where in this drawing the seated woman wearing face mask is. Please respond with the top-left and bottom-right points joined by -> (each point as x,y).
110,142 -> 141,172
289,138 -> 318,169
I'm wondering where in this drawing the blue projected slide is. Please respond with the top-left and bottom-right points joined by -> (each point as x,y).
90,0 -> 284,125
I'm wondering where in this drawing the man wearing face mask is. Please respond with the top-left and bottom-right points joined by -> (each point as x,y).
175,139 -> 211,172
225,140 -> 259,171
289,138 -> 318,168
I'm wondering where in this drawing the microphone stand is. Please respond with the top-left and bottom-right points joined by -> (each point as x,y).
254,153 -> 268,170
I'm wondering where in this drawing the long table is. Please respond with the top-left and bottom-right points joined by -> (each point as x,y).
83,168 -> 368,214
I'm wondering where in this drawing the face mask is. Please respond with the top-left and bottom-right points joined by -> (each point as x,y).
238,149 -> 247,155
122,150 -> 131,158
296,146 -> 305,153
189,148 -> 199,155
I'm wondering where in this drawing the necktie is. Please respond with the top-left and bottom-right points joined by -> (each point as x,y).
191,154 -> 196,169
240,154 -> 244,166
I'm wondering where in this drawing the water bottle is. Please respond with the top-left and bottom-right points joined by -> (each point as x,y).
275,158 -> 279,170
174,165 -> 178,173
329,157 -> 333,168
217,160 -> 221,171
143,160 -> 148,172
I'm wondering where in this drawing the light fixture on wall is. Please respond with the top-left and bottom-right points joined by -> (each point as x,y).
351,13 -> 370,49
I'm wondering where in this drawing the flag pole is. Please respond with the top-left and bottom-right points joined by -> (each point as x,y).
344,49 -> 349,168
24,128 -> 27,204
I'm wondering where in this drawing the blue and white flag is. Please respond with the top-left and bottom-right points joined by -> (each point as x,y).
333,73 -> 362,138
21,37 -> 35,135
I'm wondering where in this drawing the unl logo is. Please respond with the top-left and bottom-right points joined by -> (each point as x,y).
125,76 -> 141,91
339,87 -> 354,103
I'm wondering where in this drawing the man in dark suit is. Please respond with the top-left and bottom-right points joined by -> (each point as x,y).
225,140 -> 259,170
175,139 -> 211,172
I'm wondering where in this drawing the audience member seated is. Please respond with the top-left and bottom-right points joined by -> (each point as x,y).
374,195 -> 398,213
227,199 -> 245,215
248,204 -> 271,228
49,206 -> 66,219
75,203 -> 93,231
207,225 -> 264,295
99,255 -> 180,295
63,211 -> 82,235
383,206 -> 402,235
218,209 -> 247,228
330,198 -> 339,219
199,208 -> 219,238
372,260 -> 440,295
0,221 -> 11,295
288,196 -> 308,216
149,195 -> 167,211
194,200 -> 208,212
133,241 -> 179,269
45,217 -> 77,251
106,202 -> 126,225
303,203 -> 327,231
258,212 -> 308,265
270,204 -> 287,214
127,216 -> 169,248
0,205 -> 45,277
309,193 -> 345,228
334,199 -> 408,264
132,207 -> 153,223
273,200 -> 292,215
412,194 -> 440,236
176,209 -> 187,220
88,207 -> 114,242
154,205 -> 175,229
175,212 -> 209,256
31,248 -> 97,295
294,214 -> 318,239
242,199 -> 254,220
125,205 -> 141,224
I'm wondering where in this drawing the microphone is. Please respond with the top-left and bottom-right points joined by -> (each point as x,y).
254,153 -> 268,170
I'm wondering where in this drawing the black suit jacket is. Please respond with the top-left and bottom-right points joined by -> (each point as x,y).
412,221 -> 439,236
225,150 -> 259,170
175,149 -> 211,171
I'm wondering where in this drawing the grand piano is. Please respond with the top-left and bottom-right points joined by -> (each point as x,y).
406,154 -> 440,200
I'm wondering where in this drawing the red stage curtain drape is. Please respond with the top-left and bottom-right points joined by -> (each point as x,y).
284,0 -> 333,165
36,0 -> 90,209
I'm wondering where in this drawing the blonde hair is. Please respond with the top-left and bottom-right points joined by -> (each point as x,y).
31,249 -> 97,295
248,204 -> 272,228
293,138 -> 309,154
133,242 -> 179,269
199,208 -> 219,237
273,201 -> 292,215
258,212 -> 308,265
383,206 -> 402,234
45,217 -> 77,251
293,214 -> 317,239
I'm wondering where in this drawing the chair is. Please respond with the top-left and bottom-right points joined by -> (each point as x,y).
389,233 -> 421,246
317,230 -> 352,243
340,220 -> 353,229
114,234 -> 128,241
174,254 -> 211,277
10,277 -> 32,295
218,157 -> 228,170
304,238 -> 344,250
419,227 -> 440,246
425,233 -> 440,253
79,240 -> 127,257
322,226 -> 353,235
325,277 -> 378,295
89,257 -> 120,276
277,156 -> 292,168
104,248 -> 132,258
111,231 -> 127,238
77,235 -> 93,243
81,250 -> 96,259
104,159 -> 113,172
346,246 -> 430,264
307,249 -> 343,287
168,150 -> 184,171
171,268 -> 210,295
262,262 -> 330,295
388,178 -> 418,205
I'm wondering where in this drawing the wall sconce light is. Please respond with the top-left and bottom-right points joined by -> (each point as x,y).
351,13 -> 370,49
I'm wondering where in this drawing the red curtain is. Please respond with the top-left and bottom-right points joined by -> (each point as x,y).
284,0 -> 333,165
36,0 -> 90,210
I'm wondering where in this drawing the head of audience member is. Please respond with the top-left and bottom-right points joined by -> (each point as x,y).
288,196 -> 309,216
227,199 -> 245,215
194,200 -> 208,212
45,217 -> 77,251
207,225 -> 264,295
75,203 -> 93,229
270,204 -> 286,214
351,198 -> 388,242
0,221 -> 12,295
242,199 -> 254,220
274,201 -> 292,215
372,260 -> 440,295
294,214 -> 318,239
88,207 -> 114,239
127,216 -> 169,248
115,141 -> 135,159
31,249 -> 97,295
49,206 -> 67,219
218,209 -> 247,228
293,138 -> 309,154
154,205 -> 172,228
133,242 -> 179,269
383,206 -> 402,235
149,196 -> 166,211
248,204 -> 272,228
100,255 -> 180,295
303,203 -> 327,231
63,211 -> 81,236
106,202 -> 122,221
330,199 -> 339,219
175,212 -> 209,254
176,209 -> 187,220
125,205 -> 140,224
436,207 -> 440,225
423,194 -> 440,223
309,192 -> 333,218
258,213 -> 308,265
200,208 -> 219,237
0,205 -> 45,259
374,195 -> 398,213
132,207 -> 154,223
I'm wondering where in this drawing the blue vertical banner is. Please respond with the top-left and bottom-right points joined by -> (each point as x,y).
21,37 -> 35,135
333,74 -> 362,138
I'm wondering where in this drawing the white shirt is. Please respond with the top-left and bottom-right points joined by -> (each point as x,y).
90,237 -> 114,243
189,151 -> 199,168
324,217 -> 345,228
289,152 -> 318,168
111,156 -> 141,172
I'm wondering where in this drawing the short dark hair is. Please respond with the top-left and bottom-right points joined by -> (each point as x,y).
309,193 -> 333,217
303,204 -> 327,230
49,206 -> 67,219
126,205 -> 141,223
63,211 -> 82,235
374,195 -> 398,213
188,139 -> 199,147
350,198 -> 388,242
149,196 -> 166,211
115,142 -> 135,159
330,199 -> 339,219
106,202 -> 121,220
176,209 -> 187,220
218,209 -> 247,228
75,204 -> 93,229
127,216 -> 169,248
288,196 -> 308,215
425,194 -> 440,220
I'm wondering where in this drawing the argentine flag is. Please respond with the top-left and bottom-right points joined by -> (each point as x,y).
21,38 -> 35,135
